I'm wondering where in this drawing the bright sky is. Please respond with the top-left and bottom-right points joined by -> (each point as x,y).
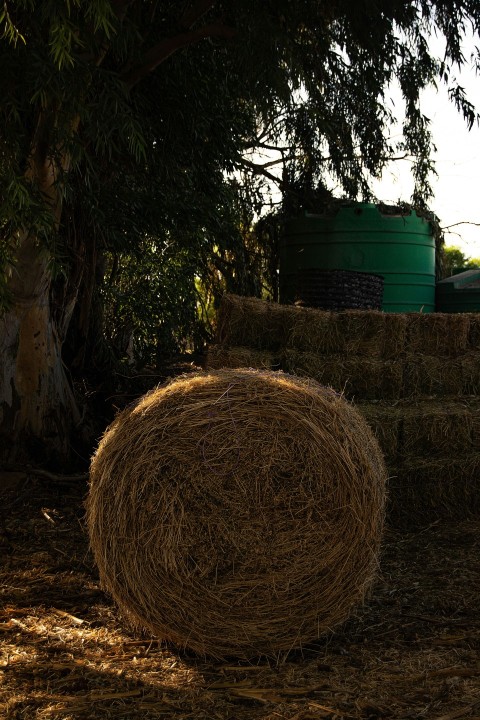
250,33 -> 480,258
372,34 -> 480,258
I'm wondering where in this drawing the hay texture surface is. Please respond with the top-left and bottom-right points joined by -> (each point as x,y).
215,294 -> 290,350
283,350 -> 403,402
87,369 -> 386,660
205,344 -> 280,372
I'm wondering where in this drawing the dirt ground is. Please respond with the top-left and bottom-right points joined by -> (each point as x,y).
1,474 -> 479,720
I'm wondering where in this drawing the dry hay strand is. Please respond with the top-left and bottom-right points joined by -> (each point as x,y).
382,313 -> 408,358
405,313 -> 470,357
387,454 -> 480,527
331,311 -> 386,358
287,308 -> 407,359
215,294 -> 288,351
287,308 -> 385,357
283,350 -> 403,402
204,345 -> 279,372
286,307 -> 384,357
400,400 -> 473,458
460,351 -> 480,395
471,403 -> 480,450
402,354 -> 464,397
358,404 -> 400,465
86,368 -> 387,660
467,313 -> 480,350
286,306 -> 345,354
361,398 -> 480,467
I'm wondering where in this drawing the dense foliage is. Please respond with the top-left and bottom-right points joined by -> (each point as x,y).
1,0 -> 480,369
441,245 -> 480,278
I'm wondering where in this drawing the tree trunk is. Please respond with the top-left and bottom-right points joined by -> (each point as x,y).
0,233 -> 80,466
0,104 -> 86,466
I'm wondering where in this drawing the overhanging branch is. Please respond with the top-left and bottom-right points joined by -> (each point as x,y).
243,154 -> 302,170
239,157 -> 286,189
110,0 -> 136,22
180,0 -> 218,29
441,221 -> 480,231
122,22 -> 236,88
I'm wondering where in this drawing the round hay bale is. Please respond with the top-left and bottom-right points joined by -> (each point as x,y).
86,369 -> 386,660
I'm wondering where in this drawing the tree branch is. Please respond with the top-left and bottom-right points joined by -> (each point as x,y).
110,0 -> 136,22
180,0 -> 218,29
243,154 -> 302,170
239,157 -> 287,189
254,141 -> 294,153
441,221 -> 480,231
122,22 -> 236,89
76,0 -> 136,66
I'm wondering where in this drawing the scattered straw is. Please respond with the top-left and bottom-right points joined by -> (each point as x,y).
4,475 -> 480,719
86,368 -> 386,660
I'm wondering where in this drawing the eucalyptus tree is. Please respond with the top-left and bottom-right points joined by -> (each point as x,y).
1,0 -> 479,463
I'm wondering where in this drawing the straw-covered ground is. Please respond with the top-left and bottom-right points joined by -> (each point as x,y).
1,472 -> 479,720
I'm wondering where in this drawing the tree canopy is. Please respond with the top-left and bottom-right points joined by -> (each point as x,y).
442,245 -> 480,278
1,0 -> 479,462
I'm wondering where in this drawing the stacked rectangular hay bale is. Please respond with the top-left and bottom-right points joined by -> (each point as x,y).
206,294 -> 480,527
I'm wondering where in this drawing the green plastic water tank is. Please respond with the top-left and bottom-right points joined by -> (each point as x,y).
280,203 -> 436,312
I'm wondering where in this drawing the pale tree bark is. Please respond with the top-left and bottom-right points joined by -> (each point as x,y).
0,2 -> 236,466
0,112 -> 81,465
0,234 -> 81,464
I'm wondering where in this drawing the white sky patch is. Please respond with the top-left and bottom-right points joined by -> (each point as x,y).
372,32 -> 480,257
243,32 -> 480,256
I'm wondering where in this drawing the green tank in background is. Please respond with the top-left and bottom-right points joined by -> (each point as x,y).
280,203 -> 436,313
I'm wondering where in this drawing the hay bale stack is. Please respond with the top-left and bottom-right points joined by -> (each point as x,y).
359,404 -> 400,465
285,307 -> 407,358
205,344 -> 280,372
468,314 -> 480,350
400,400 -> 473,457
402,354 -> 465,397
207,294 -> 480,527
388,455 -> 480,525
286,306 -> 343,354
87,369 -> 386,660
461,352 -> 480,394
283,350 -> 403,402
382,313 -> 409,358
215,294 -> 290,350
359,397 -> 480,468
471,406 -> 480,448
405,312 -> 470,356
